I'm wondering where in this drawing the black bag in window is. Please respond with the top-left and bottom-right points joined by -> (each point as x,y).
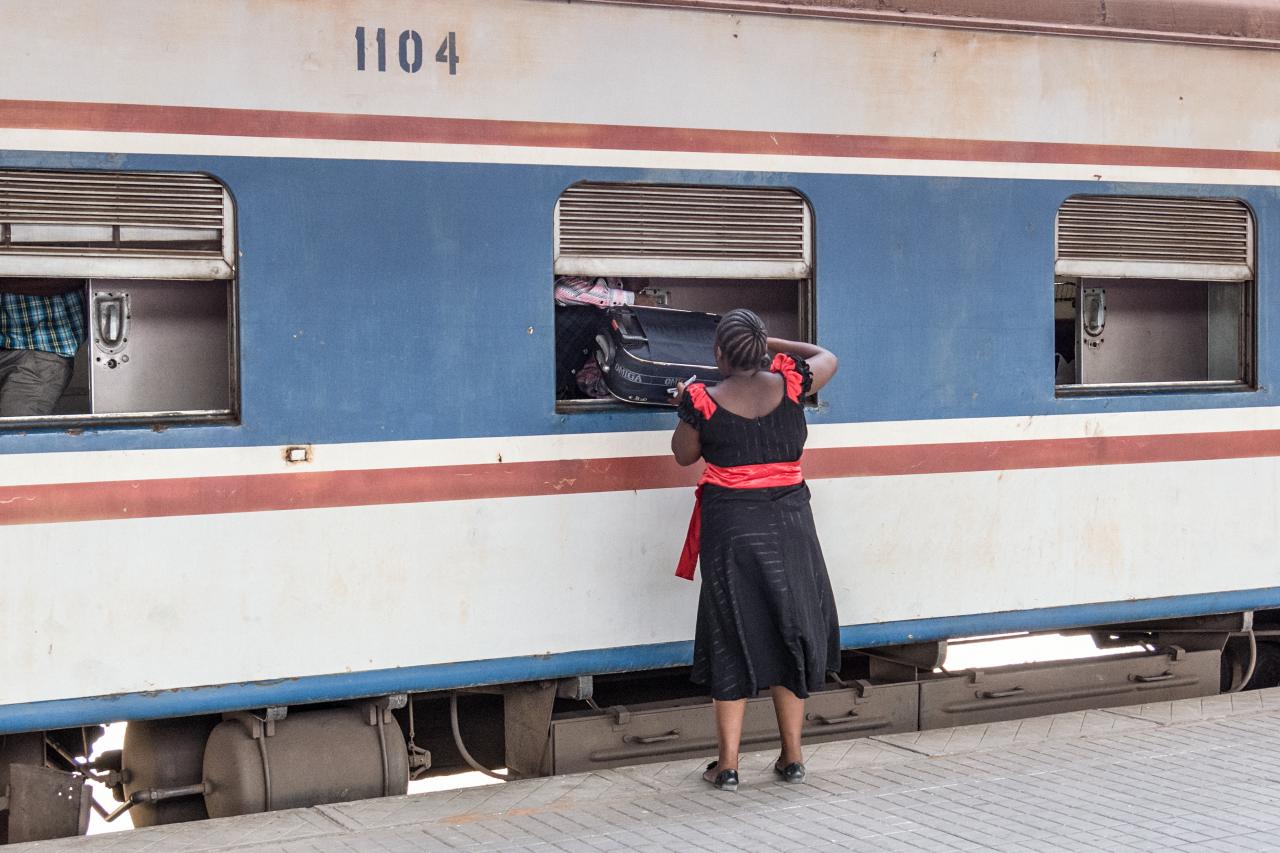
596,306 -> 723,406
555,304 -> 610,399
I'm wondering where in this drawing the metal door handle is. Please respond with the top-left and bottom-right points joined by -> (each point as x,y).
93,293 -> 129,354
99,301 -> 121,345
624,730 -> 680,744
978,687 -> 1026,699
806,710 -> 859,725
1082,288 -> 1106,337
1132,672 -> 1175,683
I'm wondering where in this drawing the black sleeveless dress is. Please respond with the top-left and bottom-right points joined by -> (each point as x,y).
677,354 -> 841,701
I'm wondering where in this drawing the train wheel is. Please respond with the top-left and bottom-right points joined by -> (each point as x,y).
1221,638 -> 1280,692
1246,640 -> 1280,690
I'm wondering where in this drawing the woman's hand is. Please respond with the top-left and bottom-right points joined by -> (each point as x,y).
669,373 -> 699,402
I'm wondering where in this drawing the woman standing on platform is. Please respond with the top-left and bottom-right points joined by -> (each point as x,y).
671,308 -> 841,791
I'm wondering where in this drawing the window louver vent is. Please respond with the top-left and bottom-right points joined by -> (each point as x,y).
0,170 -> 234,280
555,183 -> 811,278
1056,196 -> 1252,281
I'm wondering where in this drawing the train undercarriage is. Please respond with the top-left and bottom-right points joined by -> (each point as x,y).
3,611 -> 1278,844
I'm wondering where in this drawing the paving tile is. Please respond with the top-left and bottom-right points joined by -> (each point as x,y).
873,707 -> 1158,757
5,808 -> 345,852
1108,685 -> 1280,726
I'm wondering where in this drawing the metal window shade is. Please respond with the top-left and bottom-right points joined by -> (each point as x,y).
0,170 -> 234,280
1055,196 -> 1252,281
555,183 -> 812,278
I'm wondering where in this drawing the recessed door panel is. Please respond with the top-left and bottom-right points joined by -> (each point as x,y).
89,279 -> 231,415
1078,278 -> 1208,384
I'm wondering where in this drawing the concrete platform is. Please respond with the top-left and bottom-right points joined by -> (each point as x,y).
14,687 -> 1280,852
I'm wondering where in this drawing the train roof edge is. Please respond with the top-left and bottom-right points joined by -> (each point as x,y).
573,0 -> 1280,48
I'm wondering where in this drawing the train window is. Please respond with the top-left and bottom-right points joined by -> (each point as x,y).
553,182 -> 814,410
1054,195 -> 1254,394
0,169 -> 237,427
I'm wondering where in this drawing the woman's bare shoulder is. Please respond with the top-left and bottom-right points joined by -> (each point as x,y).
708,372 -> 785,416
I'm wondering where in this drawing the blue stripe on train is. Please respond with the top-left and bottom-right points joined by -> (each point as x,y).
3,585 -> 1276,735
0,149 -> 1278,455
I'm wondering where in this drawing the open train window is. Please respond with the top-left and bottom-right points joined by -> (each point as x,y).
1054,195 -> 1255,395
552,182 -> 814,411
0,169 -> 237,427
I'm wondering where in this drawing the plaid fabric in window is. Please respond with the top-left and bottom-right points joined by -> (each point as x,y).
0,290 -> 86,357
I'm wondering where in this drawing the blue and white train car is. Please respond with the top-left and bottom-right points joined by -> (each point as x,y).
2,0 -> 1280,837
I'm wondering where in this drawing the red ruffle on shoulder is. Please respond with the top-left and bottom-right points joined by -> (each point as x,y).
770,353 -> 804,402
686,382 -> 717,418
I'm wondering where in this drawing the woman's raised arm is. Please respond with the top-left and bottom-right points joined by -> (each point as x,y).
766,337 -> 838,394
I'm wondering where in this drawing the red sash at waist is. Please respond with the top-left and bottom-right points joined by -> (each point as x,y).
675,460 -> 804,580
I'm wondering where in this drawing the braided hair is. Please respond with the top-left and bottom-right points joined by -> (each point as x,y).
715,308 -> 769,373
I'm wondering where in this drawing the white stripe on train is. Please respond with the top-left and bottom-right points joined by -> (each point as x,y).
2,404 -> 1279,488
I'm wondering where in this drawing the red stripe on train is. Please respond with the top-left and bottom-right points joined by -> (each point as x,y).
3,429 -> 1280,526
3,99 -> 1280,171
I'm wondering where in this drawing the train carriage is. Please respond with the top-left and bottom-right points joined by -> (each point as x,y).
3,0 -> 1280,841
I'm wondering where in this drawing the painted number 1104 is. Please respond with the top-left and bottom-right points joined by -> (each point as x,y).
355,27 -> 459,76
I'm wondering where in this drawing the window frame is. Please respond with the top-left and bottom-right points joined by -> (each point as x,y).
0,168 -> 240,431
1053,193 -> 1257,398
552,181 -> 816,414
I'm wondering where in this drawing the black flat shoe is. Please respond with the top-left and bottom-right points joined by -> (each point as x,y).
774,761 -> 806,783
703,761 -> 739,791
